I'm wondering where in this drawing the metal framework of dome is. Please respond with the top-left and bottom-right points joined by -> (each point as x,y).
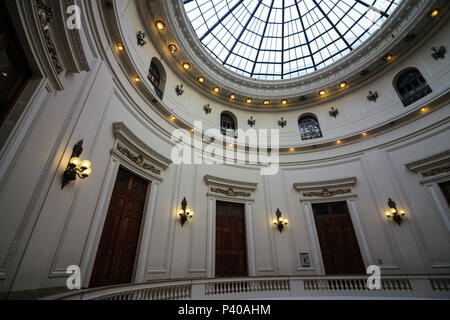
184,0 -> 401,80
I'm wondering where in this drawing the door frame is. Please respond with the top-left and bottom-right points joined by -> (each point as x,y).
204,175 -> 258,278
88,165 -> 150,288
294,177 -> 373,276
80,123 -> 171,288
304,199 -> 372,275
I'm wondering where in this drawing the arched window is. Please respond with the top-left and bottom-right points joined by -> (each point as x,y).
298,115 -> 322,141
395,68 -> 432,107
148,57 -> 166,99
220,112 -> 237,137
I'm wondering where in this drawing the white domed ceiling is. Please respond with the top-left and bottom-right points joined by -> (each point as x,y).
184,0 -> 402,80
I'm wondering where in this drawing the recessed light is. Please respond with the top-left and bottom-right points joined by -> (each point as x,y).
429,8 -> 439,18
116,44 -> 125,52
213,86 -> 220,93
263,100 -> 270,105
289,147 -> 295,152
336,140 -> 342,144
281,99 -> 288,105
339,82 -> 347,88
229,94 -> 236,100
155,21 -> 165,30
168,44 -> 177,53
133,76 -> 141,82
198,76 -> 205,83
246,98 -> 253,104
362,132 -> 368,137
169,115 -> 176,121
1,72 -> 7,77
319,90 -> 326,96
421,107 -> 428,112
183,62 -> 191,70
383,54 -> 393,62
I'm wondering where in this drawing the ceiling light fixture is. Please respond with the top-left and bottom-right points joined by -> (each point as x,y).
339,82 -> 347,88
198,76 -> 205,83
246,98 -> 253,104
213,87 -> 220,93
263,100 -> 270,105
168,43 -> 177,53
319,90 -> 326,96
133,76 -> 141,83
229,94 -> 236,100
155,21 -> 165,30
281,99 -> 288,105
429,8 -> 439,18
183,62 -> 191,70
383,54 -> 393,62
169,115 -> 176,121
116,43 -> 125,52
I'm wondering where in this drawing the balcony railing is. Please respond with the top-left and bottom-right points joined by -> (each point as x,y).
43,275 -> 450,300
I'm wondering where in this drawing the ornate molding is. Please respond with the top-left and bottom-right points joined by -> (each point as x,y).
210,187 -> 251,198
302,188 -> 352,198
421,166 -> 450,178
405,150 -> 450,172
294,177 -> 357,191
204,175 -> 258,191
113,122 -> 172,170
35,0 -> 63,73
405,150 -> 450,182
116,144 -> 161,175
294,177 -> 357,201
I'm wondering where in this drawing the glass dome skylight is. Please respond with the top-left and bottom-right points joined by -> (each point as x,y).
184,0 -> 402,80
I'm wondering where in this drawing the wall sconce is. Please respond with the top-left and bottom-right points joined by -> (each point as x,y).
273,208 -> 288,233
178,197 -> 194,226
385,198 -> 406,226
62,140 -> 92,189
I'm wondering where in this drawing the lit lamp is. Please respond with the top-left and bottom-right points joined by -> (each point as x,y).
62,141 -> 92,189
385,198 -> 406,226
273,208 -> 288,233
179,197 -> 194,227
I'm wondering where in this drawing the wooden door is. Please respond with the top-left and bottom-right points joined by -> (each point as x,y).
439,181 -> 450,207
312,201 -> 365,275
89,168 -> 149,288
215,201 -> 248,277
0,1 -> 32,126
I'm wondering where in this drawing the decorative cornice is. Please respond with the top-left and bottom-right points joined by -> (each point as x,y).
210,187 -> 251,198
113,122 -> 172,170
295,177 -> 357,200
421,166 -> 450,178
204,175 -> 258,191
116,143 -> 161,175
302,188 -> 352,198
294,177 -> 357,191
35,0 -> 63,73
405,150 -> 450,172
